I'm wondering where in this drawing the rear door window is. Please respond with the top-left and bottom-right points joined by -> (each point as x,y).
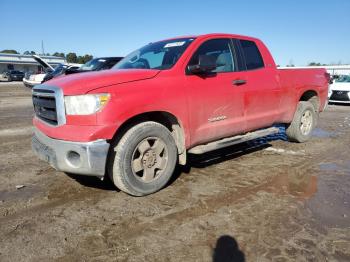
239,40 -> 264,70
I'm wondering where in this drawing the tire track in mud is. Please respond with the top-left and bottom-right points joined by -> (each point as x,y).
72,156 -> 319,259
64,133 -> 346,260
114,174 -> 301,232
0,184 -> 110,226
0,126 -> 33,137
59,180 -> 277,260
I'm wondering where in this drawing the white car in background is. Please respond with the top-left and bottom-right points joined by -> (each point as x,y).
23,55 -> 54,88
329,75 -> 350,104
23,73 -> 47,88
23,55 -> 80,88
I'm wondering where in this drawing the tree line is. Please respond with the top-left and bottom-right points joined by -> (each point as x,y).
0,49 -> 93,64
285,62 -> 345,67
0,49 -> 346,66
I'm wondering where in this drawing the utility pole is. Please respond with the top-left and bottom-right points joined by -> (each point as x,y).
41,40 -> 45,56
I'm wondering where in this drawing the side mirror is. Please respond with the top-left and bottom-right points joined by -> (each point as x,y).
187,55 -> 217,74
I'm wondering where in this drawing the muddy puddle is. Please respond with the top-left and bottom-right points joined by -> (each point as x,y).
254,126 -> 337,143
311,128 -> 337,138
266,159 -> 350,228
269,173 -> 317,200
0,185 -> 42,203
305,161 -> 350,228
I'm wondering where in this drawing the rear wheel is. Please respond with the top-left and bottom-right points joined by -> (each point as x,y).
108,121 -> 178,196
286,101 -> 317,142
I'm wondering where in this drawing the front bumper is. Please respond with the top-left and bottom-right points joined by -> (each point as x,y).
32,128 -> 110,177
329,100 -> 350,104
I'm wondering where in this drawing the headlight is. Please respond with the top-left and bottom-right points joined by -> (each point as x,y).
64,93 -> 110,115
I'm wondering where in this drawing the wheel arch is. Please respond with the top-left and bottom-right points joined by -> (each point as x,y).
299,90 -> 320,112
108,111 -> 187,166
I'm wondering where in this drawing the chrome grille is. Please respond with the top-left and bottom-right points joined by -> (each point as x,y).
330,90 -> 350,102
32,86 -> 66,126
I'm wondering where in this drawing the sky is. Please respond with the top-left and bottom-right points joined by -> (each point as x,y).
1,0 -> 349,66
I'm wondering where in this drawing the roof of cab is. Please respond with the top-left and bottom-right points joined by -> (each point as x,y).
160,33 -> 260,42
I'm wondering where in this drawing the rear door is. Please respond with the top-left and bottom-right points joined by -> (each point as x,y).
234,39 -> 282,131
186,38 -> 246,146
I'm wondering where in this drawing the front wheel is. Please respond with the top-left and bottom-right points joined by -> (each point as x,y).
108,121 -> 178,196
286,101 -> 317,142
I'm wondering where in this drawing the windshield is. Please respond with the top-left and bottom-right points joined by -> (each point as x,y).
50,64 -> 66,76
114,38 -> 196,70
79,58 -> 105,71
335,75 -> 350,83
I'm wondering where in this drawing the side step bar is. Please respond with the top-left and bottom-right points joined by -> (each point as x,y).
188,127 -> 279,154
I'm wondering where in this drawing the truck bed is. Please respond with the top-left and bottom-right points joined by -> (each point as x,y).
277,68 -> 329,122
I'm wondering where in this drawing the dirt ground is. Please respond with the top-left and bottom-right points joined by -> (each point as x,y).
0,82 -> 349,262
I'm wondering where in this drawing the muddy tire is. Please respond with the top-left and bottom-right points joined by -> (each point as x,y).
286,101 -> 317,143
108,121 -> 178,196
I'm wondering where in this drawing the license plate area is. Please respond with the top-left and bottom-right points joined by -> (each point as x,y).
32,136 -> 57,168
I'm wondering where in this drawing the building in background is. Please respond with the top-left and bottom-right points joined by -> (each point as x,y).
0,53 -> 65,73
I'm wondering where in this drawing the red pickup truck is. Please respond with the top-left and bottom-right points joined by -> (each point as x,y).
32,33 -> 329,196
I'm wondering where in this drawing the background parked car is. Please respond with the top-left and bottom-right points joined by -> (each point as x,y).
23,55 -> 54,88
65,57 -> 123,75
329,74 -> 350,103
42,63 -> 81,83
2,70 -> 25,81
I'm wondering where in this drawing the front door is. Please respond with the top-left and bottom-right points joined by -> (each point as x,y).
185,38 -> 246,146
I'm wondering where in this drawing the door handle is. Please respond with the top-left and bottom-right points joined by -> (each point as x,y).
233,79 -> 247,86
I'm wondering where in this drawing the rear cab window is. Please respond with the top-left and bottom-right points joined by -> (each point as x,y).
239,39 -> 264,70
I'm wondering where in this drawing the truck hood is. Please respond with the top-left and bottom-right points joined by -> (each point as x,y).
44,69 -> 161,95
